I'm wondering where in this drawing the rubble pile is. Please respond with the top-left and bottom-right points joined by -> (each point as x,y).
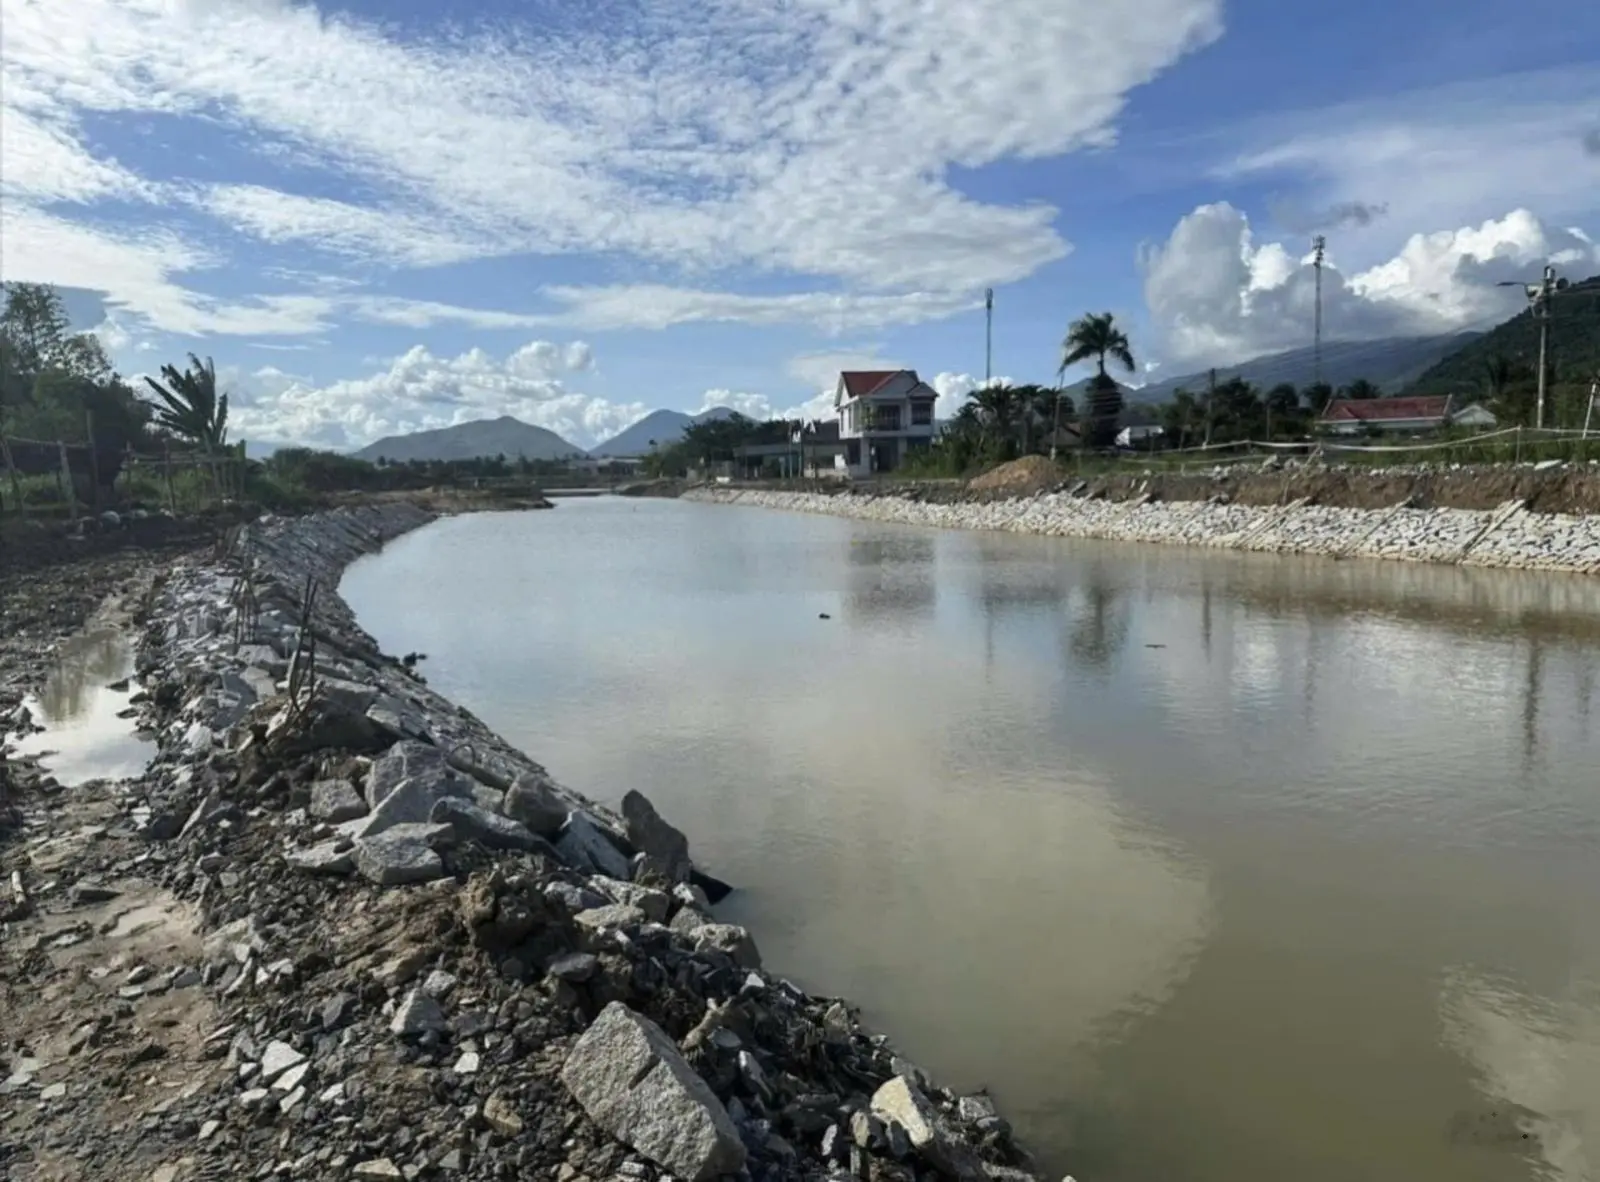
1,503 -> 1043,1182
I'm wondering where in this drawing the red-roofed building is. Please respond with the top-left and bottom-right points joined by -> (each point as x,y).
1317,395 -> 1455,436
834,369 -> 939,476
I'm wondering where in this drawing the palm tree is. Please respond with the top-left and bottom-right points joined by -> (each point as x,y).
971,383 -> 1023,456
145,354 -> 228,449
1060,312 -> 1136,448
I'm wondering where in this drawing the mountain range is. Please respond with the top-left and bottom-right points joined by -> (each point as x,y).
352,416 -> 586,463
1132,332 -> 1480,403
589,406 -> 737,457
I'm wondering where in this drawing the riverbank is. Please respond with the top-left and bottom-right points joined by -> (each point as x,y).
683,477 -> 1600,574
1,503 -> 1041,1182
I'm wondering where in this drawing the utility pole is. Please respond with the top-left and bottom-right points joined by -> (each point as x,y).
1205,367 -> 1216,447
984,288 -> 994,385
1312,235 -> 1327,392
1499,264 -> 1566,431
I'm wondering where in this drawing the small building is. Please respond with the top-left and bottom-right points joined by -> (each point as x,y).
1317,395 -> 1453,436
1450,402 -> 1498,430
834,370 -> 939,477
1115,424 -> 1165,450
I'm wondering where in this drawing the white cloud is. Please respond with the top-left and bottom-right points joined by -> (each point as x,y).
534,286 -> 981,333
1215,67 -> 1600,253
222,340 -> 643,451
697,387 -> 836,425
198,185 -> 490,268
0,202 -> 335,336
0,103 -> 162,205
930,372 -> 1014,419
1141,203 -> 1600,366
0,0 -> 1225,333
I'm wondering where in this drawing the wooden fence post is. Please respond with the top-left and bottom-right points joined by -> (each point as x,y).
0,435 -> 25,517
57,441 -> 78,523
163,440 -> 177,514
85,410 -> 101,511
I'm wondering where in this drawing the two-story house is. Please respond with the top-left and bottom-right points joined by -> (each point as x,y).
834,369 -> 939,477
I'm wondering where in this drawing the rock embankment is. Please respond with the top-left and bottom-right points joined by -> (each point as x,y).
1,502 -> 1042,1182
684,483 -> 1600,573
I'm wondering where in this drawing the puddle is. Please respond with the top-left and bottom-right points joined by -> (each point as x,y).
10,627 -> 154,786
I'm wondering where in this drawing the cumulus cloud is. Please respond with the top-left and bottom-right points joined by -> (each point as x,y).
220,340 -> 643,451
0,0 -> 1225,334
1141,203 -> 1600,366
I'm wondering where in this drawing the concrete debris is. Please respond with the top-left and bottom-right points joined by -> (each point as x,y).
561,1002 -> 746,1182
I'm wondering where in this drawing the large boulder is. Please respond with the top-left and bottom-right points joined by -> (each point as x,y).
554,811 -> 632,880
692,923 -> 762,971
349,773 -> 472,840
870,1076 -> 983,1180
365,741 -> 450,809
429,797 -> 545,852
621,790 -> 690,883
353,824 -> 452,885
503,773 -> 568,836
561,1002 -> 745,1182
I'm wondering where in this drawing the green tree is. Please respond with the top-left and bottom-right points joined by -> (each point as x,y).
1060,312 -> 1135,448
1340,377 -> 1382,400
144,354 -> 229,449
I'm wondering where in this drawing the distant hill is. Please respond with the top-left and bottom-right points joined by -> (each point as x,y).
591,405 -> 738,457
351,416 -> 586,463
1404,274 -> 1600,396
1135,333 -> 1478,402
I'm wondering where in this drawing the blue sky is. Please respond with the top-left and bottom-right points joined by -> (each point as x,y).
3,0 -> 1598,450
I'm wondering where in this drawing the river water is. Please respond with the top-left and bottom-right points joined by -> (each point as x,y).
342,497 -> 1600,1182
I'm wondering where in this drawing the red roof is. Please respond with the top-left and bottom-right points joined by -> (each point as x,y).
1321,396 -> 1451,422
840,370 -> 907,398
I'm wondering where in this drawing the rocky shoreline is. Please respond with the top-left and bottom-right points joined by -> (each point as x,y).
683,481 -> 1600,574
1,503 -> 1045,1182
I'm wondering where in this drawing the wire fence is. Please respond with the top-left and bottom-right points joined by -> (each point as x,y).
0,430 -> 247,520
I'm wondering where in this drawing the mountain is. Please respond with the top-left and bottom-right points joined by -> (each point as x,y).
590,404 -> 739,457
1133,333 -> 1479,403
351,416 -> 586,463
1403,274 -> 1600,397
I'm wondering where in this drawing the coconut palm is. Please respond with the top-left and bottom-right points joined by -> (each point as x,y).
1060,312 -> 1135,448
145,354 -> 228,449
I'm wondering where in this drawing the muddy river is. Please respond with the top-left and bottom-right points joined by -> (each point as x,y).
342,497 -> 1600,1182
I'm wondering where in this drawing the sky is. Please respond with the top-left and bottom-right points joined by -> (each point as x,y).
2,0 -> 1599,452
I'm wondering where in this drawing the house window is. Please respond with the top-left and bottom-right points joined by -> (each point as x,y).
872,406 -> 902,431
910,401 -> 933,426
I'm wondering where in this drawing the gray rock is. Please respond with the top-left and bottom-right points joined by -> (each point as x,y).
574,904 -> 647,933
957,1093 -> 997,1122
353,829 -> 447,885
287,839 -> 355,876
308,779 -> 367,823
692,923 -> 762,970
365,740 -> 451,809
349,772 -> 471,840
390,988 -> 447,1038
315,676 -> 379,716
259,1040 -> 305,1083
428,796 -> 542,851
544,881 -> 607,913
561,1002 -> 746,1182
503,773 -> 569,836
547,952 -> 598,982
670,907 -> 711,936
870,1075 -> 982,1180
322,992 -> 358,1030
621,789 -> 691,881
554,811 -> 632,880
590,876 -> 670,922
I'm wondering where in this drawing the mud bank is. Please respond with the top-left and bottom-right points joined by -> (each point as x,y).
1,503 -> 1040,1182
684,485 -> 1600,574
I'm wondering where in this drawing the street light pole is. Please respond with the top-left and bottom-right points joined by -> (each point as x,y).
1499,264 -> 1566,431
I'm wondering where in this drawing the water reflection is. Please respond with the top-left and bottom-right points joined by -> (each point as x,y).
843,534 -> 937,623
1441,967 -> 1600,1181
1065,566 -> 1129,672
14,627 -> 152,786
